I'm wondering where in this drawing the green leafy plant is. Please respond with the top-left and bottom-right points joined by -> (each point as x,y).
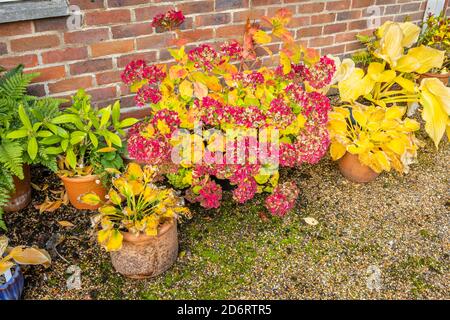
52,89 -> 138,182
0,65 -> 63,229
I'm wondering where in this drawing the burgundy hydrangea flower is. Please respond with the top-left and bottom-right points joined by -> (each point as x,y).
152,9 -> 185,31
265,181 -> 300,217
150,109 -> 181,137
196,181 -> 222,209
306,56 -> 336,89
188,44 -> 220,71
267,98 -> 296,128
232,178 -> 258,204
135,86 -> 162,107
121,61 -> 166,85
220,40 -> 244,60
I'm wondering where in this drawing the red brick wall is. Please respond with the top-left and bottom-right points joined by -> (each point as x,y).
0,0 -> 432,111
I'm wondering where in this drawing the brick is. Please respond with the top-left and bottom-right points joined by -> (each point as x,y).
297,2 -> 325,14
27,66 -> 66,83
195,13 -> 231,27
86,86 -> 117,102
34,17 -> 68,32
70,58 -> 113,75
0,21 -> 32,37
96,70 -> 123,85
0,54 -> 38,69
287,16 -> 310,28
27,84 -> 46,97
297,26 -> 322,37
85,9 -> 131,26
345,41 -> 364,52
351,0 -> 374,9
112,23 -> 153,39
401,3 -> 421,13
178,1 -> 215,15
326,0 -> 351,11
252,0 -> 279,6
10,35 -> 60,52
337,10 -> 361,21
385,5 -> 401,15
91,39 -> 134,57
136,33 -> 175,50
64,28 -> 110,44
120,104 -> 152,119
108,0 -> 148,7
0,43 -> 7,55
215,0 -> 249,11
335,31 -> 358,43
70,0 -> 105,10
42,47 -> 88,64
181,28 -> 214,42
135,5 -> 172,21
215,25 -> 244,38
48,76 -> 93,94
311,14 -> 336,25
117,51 -> 157,68
233,9 -> 265,23
267,5 -> 296,16
323,22 -> 347,34
322,44 -> 346,55
348,19 -> 369,30
309,36 -> 334,47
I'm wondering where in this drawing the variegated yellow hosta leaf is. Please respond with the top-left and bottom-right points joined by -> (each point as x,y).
8,246 -> 51,267
374,150 -> 391,172
0,235 -> 8,257
374,23 -> 404,67
420,78 -> 450,115
398,22 -> 420,47
129,180 -> 144,196
338,68 -> 374,102
386,138 -> 406,155
99,205 -> 117,215
126,163 -> 143,180
113,178 -> 134,197
396,46 -> 445,74
98,229 -> 123,252
331,57 -> 355,84
352,108 -> 368,126
0,261 -> 15,275
330,142 -> 346,160
367,62 -> 396,83
419,84 -> 449,148
80,193 -> 101,206
385,106 -> 405,119
108,189 -> 122,206
394,76 -> 416,93
328,119 -> 348,135
403,118 -> 420,132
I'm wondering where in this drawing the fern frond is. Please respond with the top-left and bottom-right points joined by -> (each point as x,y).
0,140 -> 24,179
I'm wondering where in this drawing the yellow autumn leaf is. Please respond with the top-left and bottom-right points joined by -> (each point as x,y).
9,246 -> 51,267
396,46 -> 445,74
403,118 -> 420,132
330,142 -> 346,160
0,261 -> 15,275
394,76 -> 416,92
108,189 -> 122,206
179,79 -> 193,99
385,106 -> 405,119
386,138 -> 406,155
420,78 -> 450,115
338,68 -> 374,102
105,230 -> 123,252
367,62 -> 396,83
157,119 -> 171,135
419,85 -> 448,148
130,79 -> 148,93
280,51 -> 291,75
253,30 -> 272,44
126,162 -> 143,180
374,22 -> 404,66
99,205 -> 117,215
193,81 -> 208,99
79,192 -> 101,206
374,150 -> 391,172
352,108 -> 368,126
398,22 -> 421,47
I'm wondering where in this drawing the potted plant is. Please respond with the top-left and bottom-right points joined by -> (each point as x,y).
80,163 -> 191,278
49,89 -> 138,210
121,9 -> 336,217
417,12 -> 450,85
0,235 -> 51,300
334,20 -> 450,151
0,65 -> 63,229
328,104 -> 422,182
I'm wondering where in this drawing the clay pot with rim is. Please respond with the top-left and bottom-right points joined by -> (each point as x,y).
419,72 -> 449,86
110,219 -> 178,279
3,165 -> 31,212
338,152 -> 379,183
60,175 -> 107,210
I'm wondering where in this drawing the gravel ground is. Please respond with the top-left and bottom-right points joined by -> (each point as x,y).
3,129 -> 449,300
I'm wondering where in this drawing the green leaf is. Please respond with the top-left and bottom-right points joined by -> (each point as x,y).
52,114 -> 81,125
27,137 -> 38,160
119,118 -> 139,128
61,139 -> 69,152
40,136 -> 61,145
70,131 -> 87,145
88,132 -> 98,148
18,105 -> 32,129
47,123 -> 69,139
45,146 -> 63,155
112,101 -> 120,125
6,129 -> 28,139
99,106 -> 111,128
66,147 -> 77,169
103,131 -> 122,147
37,130 -> 53,138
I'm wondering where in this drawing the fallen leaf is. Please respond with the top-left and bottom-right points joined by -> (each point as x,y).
303,217 -> 319,226
35,197 -> 63,213
258,211 -> 270,222
58,221 -> 75,228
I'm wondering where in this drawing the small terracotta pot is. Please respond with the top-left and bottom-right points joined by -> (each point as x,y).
419,72 -> 449,86
110,219 -> 178,279
3,165 -> 31,212
60,175 -> 107,210
338,152 -> 379,183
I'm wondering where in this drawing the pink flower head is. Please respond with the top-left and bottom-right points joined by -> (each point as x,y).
267,98 -> 296,128
150,109 -> 181,137
221,40 -> 244,60
188,44 -> 220,71
135,86 -> 162,107
152,9 -> 185,31
306,56 -> 336,89
121,60 -> 147,85
232,178 -> 258,204
265,181 -> 299,217
196,181 -> 223,209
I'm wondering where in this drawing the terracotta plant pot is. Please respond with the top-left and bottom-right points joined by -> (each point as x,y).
60,175 -> 107,210
338,152 -> 379,183
419,72 -> 449,86
110,219 -> 178,279
3,165 -> 31,212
